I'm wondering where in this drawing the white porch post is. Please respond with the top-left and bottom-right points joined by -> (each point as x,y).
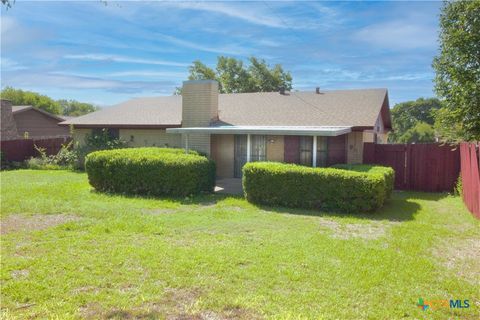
312,135 -> 317,167
185,134 -> 189,153
247,134 -> 251,162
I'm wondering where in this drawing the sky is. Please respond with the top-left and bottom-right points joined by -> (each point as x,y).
1,0 -> 442,107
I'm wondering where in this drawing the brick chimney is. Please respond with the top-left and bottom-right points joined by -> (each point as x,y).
1,99 -> 19,141
181,80 -> 219,155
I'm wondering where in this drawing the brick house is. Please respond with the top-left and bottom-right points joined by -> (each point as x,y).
62,80 -> 391,178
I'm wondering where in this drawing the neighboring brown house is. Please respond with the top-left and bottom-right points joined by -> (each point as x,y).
62,80 -> 391,178
12,105 -> 71,139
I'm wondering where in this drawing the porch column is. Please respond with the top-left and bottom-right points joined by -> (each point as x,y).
247,134 -> 251,162
312,135 -> 317,167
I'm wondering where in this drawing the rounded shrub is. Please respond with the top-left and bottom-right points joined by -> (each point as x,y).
242,162 -> 389,213
331,164 -> 395,199
85,147 -> 215,197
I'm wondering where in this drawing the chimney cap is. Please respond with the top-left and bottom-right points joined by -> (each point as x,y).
183,79 -> 218,85
279,86 -> 286,95
316,87 -> 320,94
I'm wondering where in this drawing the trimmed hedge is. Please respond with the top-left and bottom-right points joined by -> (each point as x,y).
242,162 -> 391,213
85,147 -> 215,197
331,164 -> 395,198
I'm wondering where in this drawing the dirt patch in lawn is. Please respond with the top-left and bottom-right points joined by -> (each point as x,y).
318,218 -> 398,240
0,214 -> 80,235
79,288 -> 260,319
434,237 -> 480,284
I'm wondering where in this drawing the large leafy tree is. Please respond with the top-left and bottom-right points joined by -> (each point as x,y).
58,99 -> 99,117
0,87 -> 97,116
177,56 -> 292,94
433,0 -> 480,142
389,98 -> 443,143
1,87 -> 62,115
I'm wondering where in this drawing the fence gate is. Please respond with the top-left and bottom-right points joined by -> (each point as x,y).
363,143 -> 460,192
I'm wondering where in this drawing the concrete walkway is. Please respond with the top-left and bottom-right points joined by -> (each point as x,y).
214,178 -> 243,195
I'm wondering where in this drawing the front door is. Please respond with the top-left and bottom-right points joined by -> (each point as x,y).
234,135 -> 267,178
234,135 -> 247,178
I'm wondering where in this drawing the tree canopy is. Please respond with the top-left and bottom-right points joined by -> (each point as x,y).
388,97 -> 443,143
177,56 -> 292,94
0,87 -> 98,116
432,0 -> 480,142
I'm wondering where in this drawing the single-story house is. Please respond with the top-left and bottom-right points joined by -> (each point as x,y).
61,80 -> 391,178
11,105 -> 71,139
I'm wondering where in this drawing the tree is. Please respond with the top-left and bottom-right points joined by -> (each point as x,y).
0,87 -> 98,116
397,122 -> 436,144
388,97 -> 443,143
175,56 -> 292,94
1,87 -> 62,115
58,99 -> 99,116
433,0 -> 480,142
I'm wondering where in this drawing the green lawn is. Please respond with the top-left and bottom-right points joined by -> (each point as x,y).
1,170 -> 478,319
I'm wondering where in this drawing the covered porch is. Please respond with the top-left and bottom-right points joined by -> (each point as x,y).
167,125 -> 354,178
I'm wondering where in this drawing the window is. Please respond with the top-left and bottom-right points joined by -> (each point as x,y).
299,136 -> 313,166
316,137 -> 328,167
92,128 -> 119,139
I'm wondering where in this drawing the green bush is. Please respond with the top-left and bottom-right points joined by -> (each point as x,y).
331,164 -> 395,198
85,147 -> 215,197
242,162 -> 390,213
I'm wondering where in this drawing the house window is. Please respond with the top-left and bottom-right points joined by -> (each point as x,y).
299,136 -> 313,166
92,128 -> 119,139
251,135 -> 266,162
316,137 -> 328,167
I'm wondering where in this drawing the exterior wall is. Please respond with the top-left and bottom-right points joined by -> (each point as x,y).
120,129 -> 181,148
13,109 -> 69,139
327,135 -> 347,165
1,100 -> 18,141
347,131 -> 364,164
181,80 -> 219,156
266,135 -> 284,162
211,134 -> 234,178
72,128 -> 182,148
364,114 -> 389,144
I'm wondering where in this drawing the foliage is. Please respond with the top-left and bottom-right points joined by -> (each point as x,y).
433,0 -> 480,142
454,175 -> 463,197
176,56 -> 292,94
388,98 -> 442,143
1,170 -> 479,319
85,148 -> 216,197
74,129 -> 128,169
0,87 -> 98,116
330,164 -> 395,199
25,141 -> 77,170
434,107 -> 464,143
0,87 -> 62,115
57,99 -> 99,116
398,122 -> 436,144
242,162 -> 391,213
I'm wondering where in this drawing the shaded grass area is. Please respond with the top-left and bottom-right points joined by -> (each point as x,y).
1,170 -> 479,319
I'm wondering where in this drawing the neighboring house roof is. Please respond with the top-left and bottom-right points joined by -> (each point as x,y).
12,105 -> 69,122
61,88 -> 391,129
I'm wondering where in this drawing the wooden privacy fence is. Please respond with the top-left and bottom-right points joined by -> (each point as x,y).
460,142 -> 480,219
363,143 -> 460,192
0,137 -> 71,162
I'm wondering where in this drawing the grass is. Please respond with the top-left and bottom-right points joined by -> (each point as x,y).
1,170 -> 479,319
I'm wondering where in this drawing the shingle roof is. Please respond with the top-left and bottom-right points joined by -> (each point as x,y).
61,88 -> 390,128
12,105 -> 68,122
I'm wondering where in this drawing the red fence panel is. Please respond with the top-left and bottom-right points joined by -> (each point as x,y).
363,143 -> 460,192
0,137 -> 71,162
460,142 -> 480,219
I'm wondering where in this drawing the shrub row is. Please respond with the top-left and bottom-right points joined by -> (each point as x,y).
242,162 -> 394,213
331,164 -> 395,199
85,147 -> 215,197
